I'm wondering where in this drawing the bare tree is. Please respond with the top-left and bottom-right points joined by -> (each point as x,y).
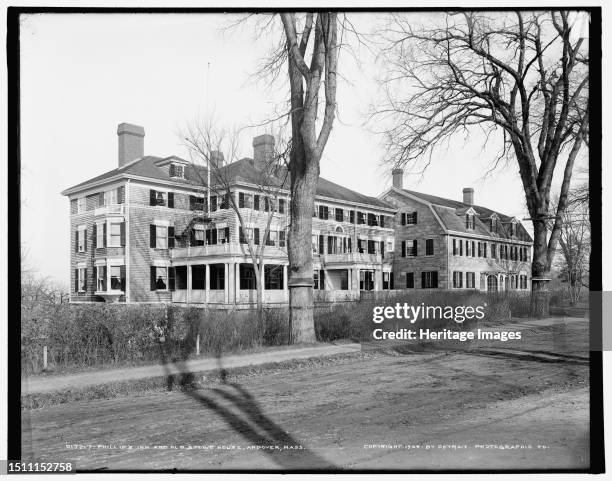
183,119 -> 290,311
553,184 -> 590,305
279,12 -> 339,342
373,11 -> 589,316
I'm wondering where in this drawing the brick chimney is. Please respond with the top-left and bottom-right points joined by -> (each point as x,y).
117,123 -> 144,167
253,134 -> 275,170
392,168 -> 404,189
210,150 -> 224,168
463,187 -> 474,205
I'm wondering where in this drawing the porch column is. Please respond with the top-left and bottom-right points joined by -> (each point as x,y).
352,268 -> 359,292
283,264 -> 288,303
224,263 -> 229,303
235,263 -> 240,305
187,265 -> 192,304
205,264 -> 210,303
261,261 -> 266,304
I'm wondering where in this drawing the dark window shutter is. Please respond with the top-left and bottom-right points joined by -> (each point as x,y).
401,241 -> 406,257
421,272 -> 426,288
320,269 -> 325,290
83,268 -> 87,291
413,211 -> 418,223
168,192 -> 174,208
239,227 -> 245,244
350,210 -> 355,223
224,227 -> 230,243
168,267 -> 175,291
319,235 -> 325,254
74,269 -> 78,292
380,241 -> 385,258
120,265 -> 126,291
118,186 -> 125,204
380,216 -> 385,228
211,229 -> 217,245
348,237 -> 352,252
93,224 -> 97,249
75,230 -> 78,252
102,223 -> 107,247
93,266 -> 97,291
120,222 -> 126,247
150,266 -> 156,291
413,240 -> 417,256
433,271 -> 438,288
149,189 -> 156,206
239,192 -> 245,208
150,225 -> 156,248
168,226 -> 175,248
254,195 -> 260,210
401,213 -> 406,225
84,229 -> 87,251
254,228 -> 260,245
189,195 -> 195,210
99,192 -> 105,206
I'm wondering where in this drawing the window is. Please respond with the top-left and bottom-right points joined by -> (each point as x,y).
360,270 -> 374,291
174,266 -> 187,290
240,264 -> 257,290
105,189 -> 118,206
490,218 -> 498,233
405,272 -> 414,288
483,243 -> 488,258
422,271 -> 438,289
357,211 -> 365,224
403,240 -> 417,257
492,244 -> 497,258
510,223 -> 516,236
109,223 -> 122,247
313,270 -> 320,290
453,271 -> 463,288
319,205 -> 329,220
209,264 -> 225,290
465,214 -> 475,229
278,198 -> 286,214
401,212 -> 417,225
96,266 -> 106,292
76,227 -> 86,253
96,223 -> 105,248
169,163 -> 185,179
349,210 -> 355,223
193,226 -> 205,246
477,242 -> 482,257
466,241 -> 471,257
266,231 -> 278,247
110,266 -> 125,291
367,213 -> 378,226
156,226 -> 168,249
77,197 -> 85,213
192,265 -> 206,290
279,231 -> 286,248
459,239 -> 463,256
218,227 -> 230,244
150,266 -> 168,291
77,268 -> 86,292
425,239 -> 434,256
336,208 -> 344,222
339,270 -> 349,290
190,195 -> 206,211
149,189 -> 174,208
264,264 -> 284,290
383,272 -> 391,290
453,238 -> 457,255
466,272 -> 475,288
471,241 -> 475,258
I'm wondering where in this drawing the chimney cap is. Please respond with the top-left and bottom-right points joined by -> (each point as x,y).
392,167 -> 404,174
463,187 -> 474,193
117,123 -> 145,137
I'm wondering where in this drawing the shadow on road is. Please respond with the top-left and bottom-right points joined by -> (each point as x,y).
157,334 -> 335,470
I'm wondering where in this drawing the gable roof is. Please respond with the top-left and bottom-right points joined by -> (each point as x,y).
397,188 -> 532,242
62,157 -> 393,210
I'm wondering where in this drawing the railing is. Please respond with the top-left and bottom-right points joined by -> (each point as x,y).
323,252 -> 383,264
171,242 -> 287,259
94,204 -> 124,217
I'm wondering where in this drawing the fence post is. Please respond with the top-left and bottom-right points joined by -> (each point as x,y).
43,345 -> 48,371
196,334 -> 200,356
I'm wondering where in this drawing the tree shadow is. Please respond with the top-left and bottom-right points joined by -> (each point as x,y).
157,337 -> 335,470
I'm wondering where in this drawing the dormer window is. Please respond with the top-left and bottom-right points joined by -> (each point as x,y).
490,217 -> 498,233
169,163 -> 185,179
465,214 -> 475,230
510,222 -> 516,237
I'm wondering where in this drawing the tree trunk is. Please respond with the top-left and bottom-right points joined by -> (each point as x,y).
530,219 -> 551,318
287,154 -> 319,343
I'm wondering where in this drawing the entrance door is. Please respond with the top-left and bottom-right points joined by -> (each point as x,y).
487,275 -> 498,292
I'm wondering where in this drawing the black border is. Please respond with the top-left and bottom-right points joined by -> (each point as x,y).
7,6 -> 604,474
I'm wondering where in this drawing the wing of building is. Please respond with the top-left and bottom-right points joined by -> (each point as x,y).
62,124 -> 396,306
380,169 -> 533,292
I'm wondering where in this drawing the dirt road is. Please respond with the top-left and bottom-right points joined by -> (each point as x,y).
22,348 -> 589,471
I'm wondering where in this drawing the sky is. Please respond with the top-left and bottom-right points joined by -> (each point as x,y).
19,12 -> 589,285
